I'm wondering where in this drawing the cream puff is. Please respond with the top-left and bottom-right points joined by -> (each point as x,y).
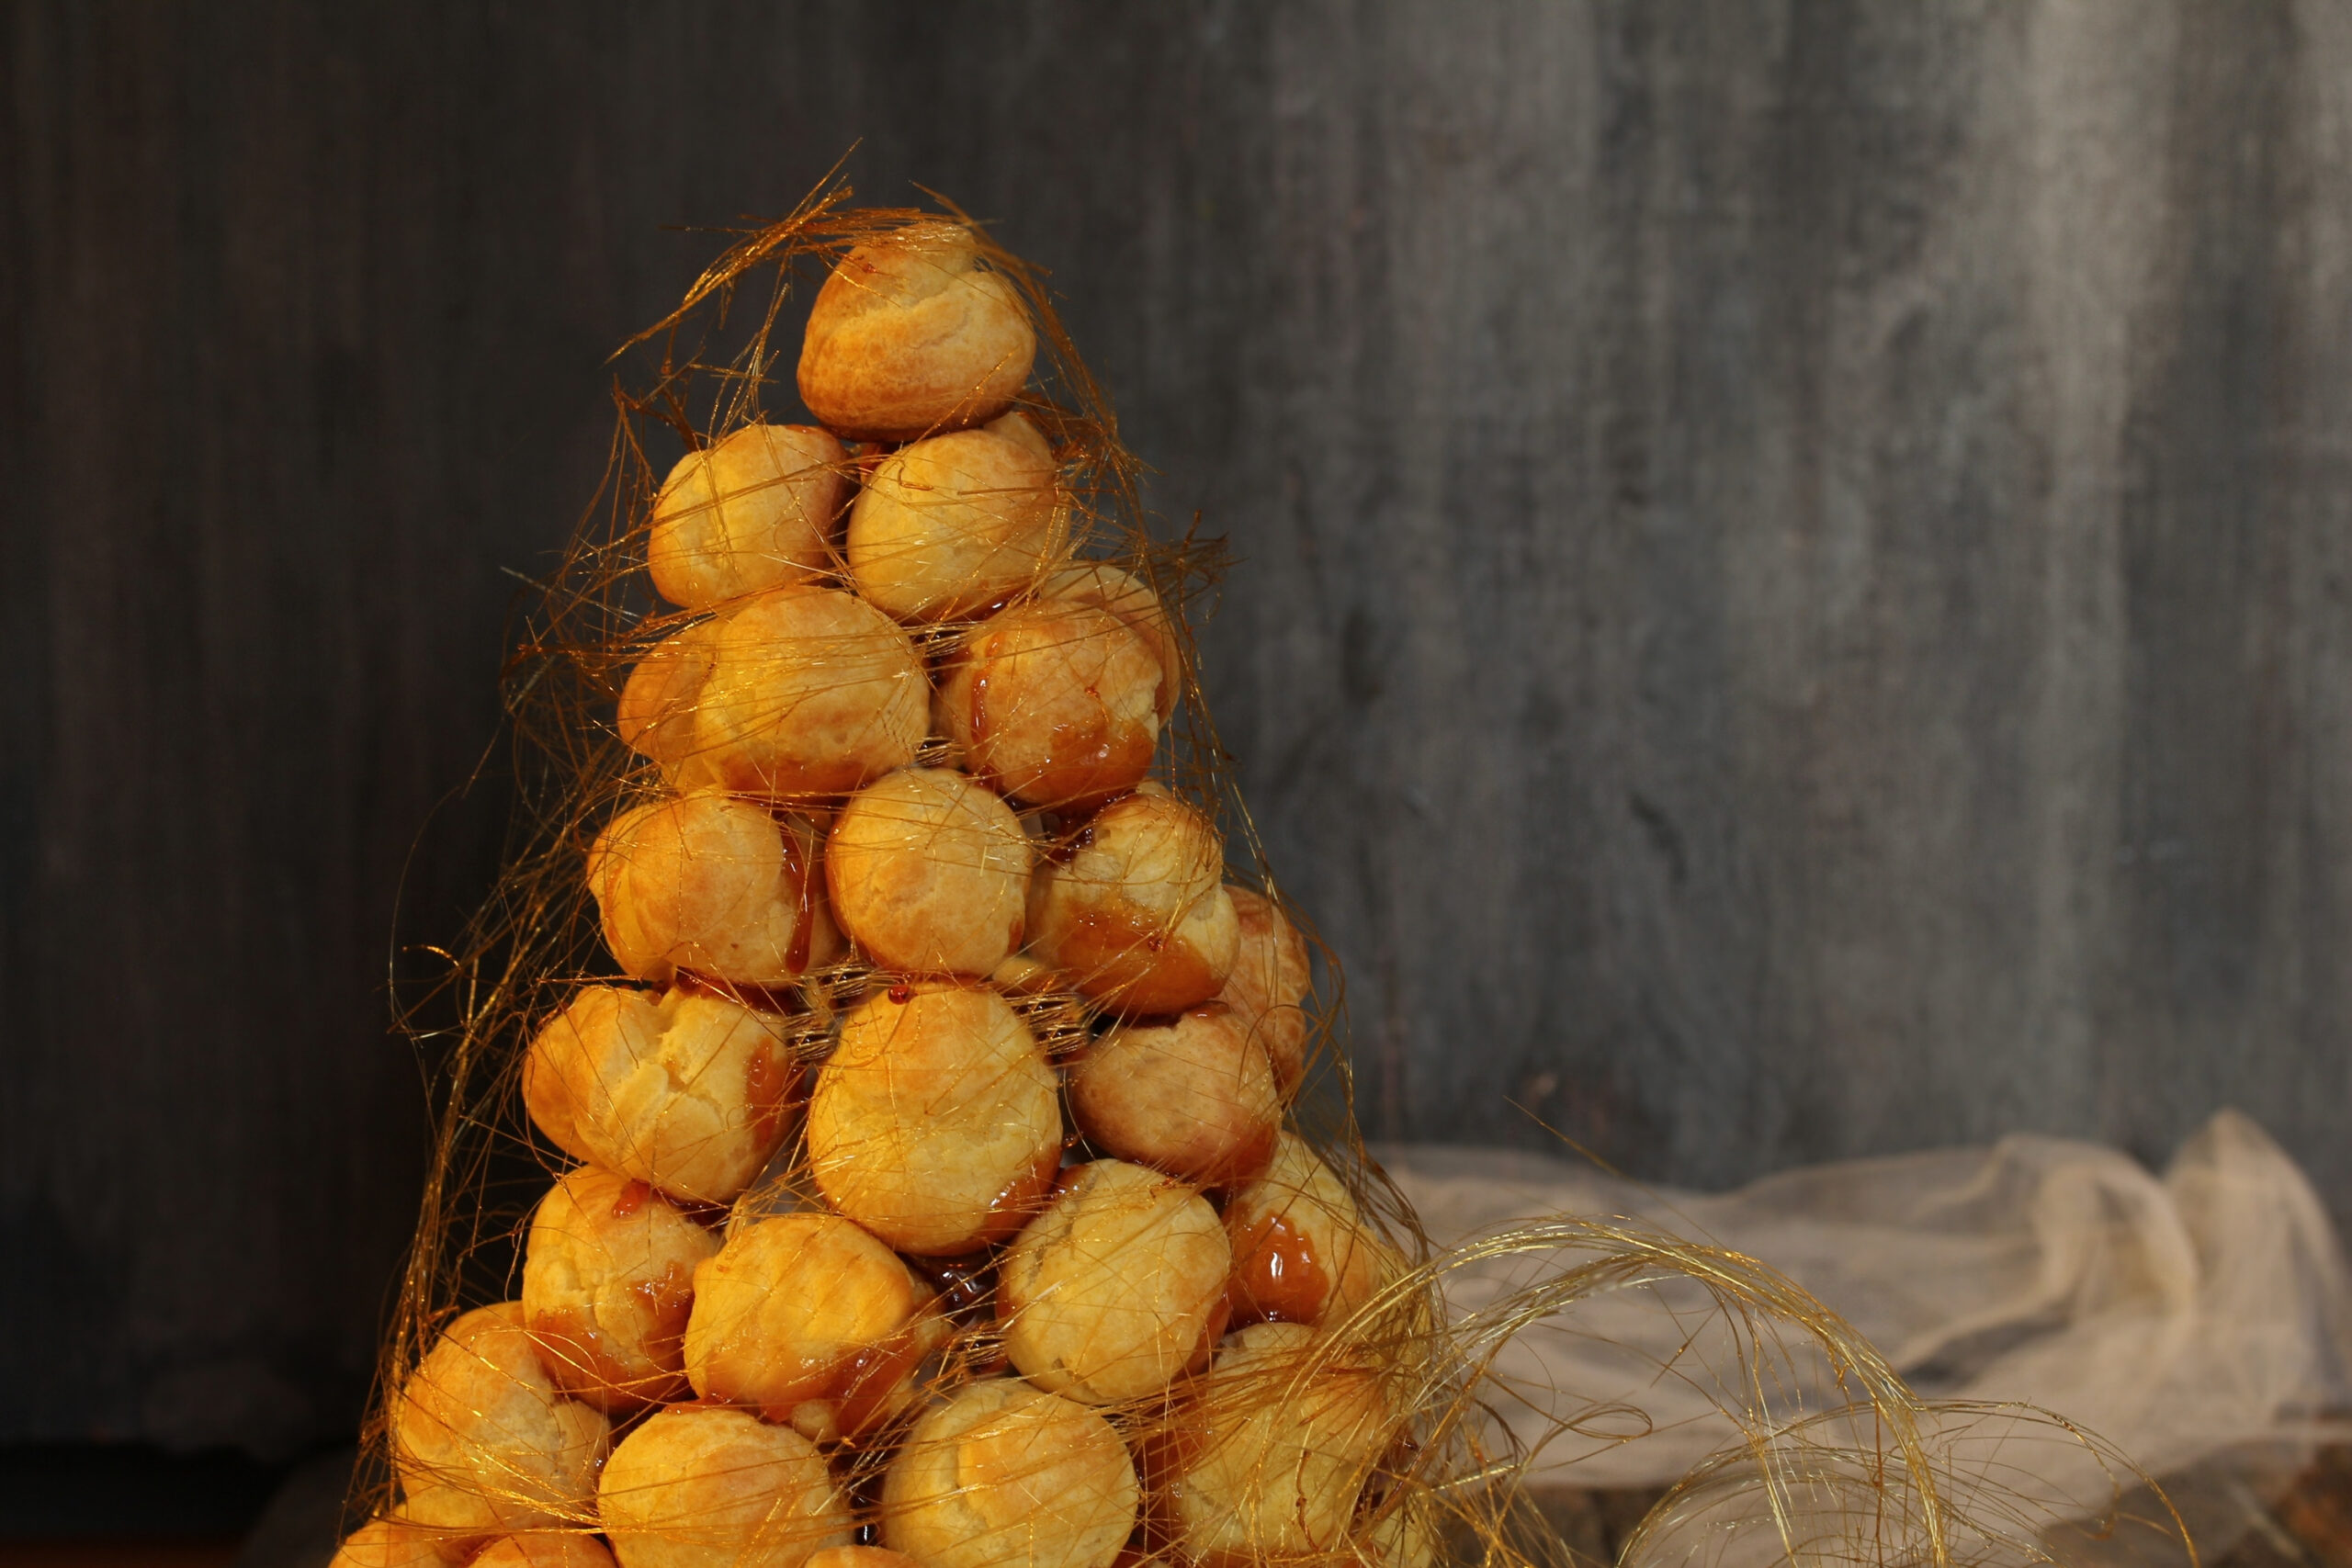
650,423 -> 848,610
848,413 -> 1070,622
1035,561 -> 1182,721
688,584 -> 929,797
1158,1323 -> 1391,1568
522,1166 -> 722,1412
473,1537 -> 621,1568
998,1160 -> 1229,1404
1067,1005 -> 1278,1188
1214,887 -> 1313,1100
1023,786 -> 1238,1013
1223,1134 -> 1392,1332
618,617 -> 724,772
825,768 -> 1031,976
797,222 -> 1035,441
880,1378 -> 1138,1568
683,1212 -> 941,1443
935,601 -> 1164,811
599,1405 -> 850,1568
522,985 -> 799,1207
586,792 -> 842,986
807,981 -> 1061,1256
391,1303 -> 609,1544
327,1518 -> 444,1568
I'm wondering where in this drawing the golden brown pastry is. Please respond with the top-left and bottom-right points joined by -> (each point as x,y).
1223,1134 -> 1391,1332
797,222 -> 1035,441
848,413 -> 1069,622
1214,886 -> 1313,1099
1023,786 -> 1238,1012
1158,1323 -> 1391,1568
684,1212 -> 941,1443
599,1405 -> 850,1568
1067,1005 -> 1278,1188
935,600 -> 1164,811
1035,561 -> 1182,721
473,1536 -> 621,1568
650,423 -> 848,610
587,792 -> 842,986
327,1517 -> 444,1568
522,985 -> 798,1207
618,617 -> 723,770
522,1166 -> 722,1412
880,1378 -> 1138,1568
998,1160 -> 1230,1404
808,1552 -> 923,1568
391,1303 -> 609,1545
689,584 -> 929,797
825,768 -> 1031,976
807,981 -> 1061,1256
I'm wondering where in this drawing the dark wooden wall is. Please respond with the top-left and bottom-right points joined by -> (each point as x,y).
7,1 -> 2348,1458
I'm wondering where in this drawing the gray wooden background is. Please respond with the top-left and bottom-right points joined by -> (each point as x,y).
8,1 -> 2348,1459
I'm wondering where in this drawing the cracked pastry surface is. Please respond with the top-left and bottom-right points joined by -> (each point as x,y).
683,1212 -> 940,1442
826,768 -> 1032,976
1068,1004 -> 1279,1188
998,1160 -> 1230,1405
650,423 -> 847,610
880,1378 -> 1138,1568
391,1303 -> 609,1545
587,792 -> 842,986
797,222 -> 1035,441
848,412 -> 1069,622
935,599 -> 1164,813
599,1405 -> 850,1568
1023,785 -> 1238,1013
522,1166 -> 721,1413
521,984 -> 799,1207
807,980 -> 1061,1256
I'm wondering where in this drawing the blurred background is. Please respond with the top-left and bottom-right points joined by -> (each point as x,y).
6,0 -> 2350,1555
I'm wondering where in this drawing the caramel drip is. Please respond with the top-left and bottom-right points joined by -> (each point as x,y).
778,818 -> 817,976
743,1046 -> 801,1145
608,1179 -> 651,1219
1228,1211 -> 1331,1327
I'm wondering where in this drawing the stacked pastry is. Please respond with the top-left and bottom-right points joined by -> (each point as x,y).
338,220 -> 1423,1568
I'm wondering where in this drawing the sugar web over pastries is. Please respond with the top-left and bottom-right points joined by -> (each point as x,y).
344,172 -> 2183,1568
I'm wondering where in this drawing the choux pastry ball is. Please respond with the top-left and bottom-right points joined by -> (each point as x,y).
522,985 -> 798,1207
1224,1134 -> 1393,1332
599,1404 -> 850,1568
688,584 -> 929,798
587,792 -> 842,986
998,1159 -> 1230,1404
522,1165 -> 721,1412
936,600 -> 1164,812
650,423 -> 847,610
807,980 -> 1062,1256
684,1212 -> 941,1443
825,768 -> 1031,976
473,1537 -> 621,1568
327,1518 -> 444,1568
390,1303 -> 609,1544
848,412 -> 1070,622
1216,886 -> 1314,1099
880,1378 -> 1139,1568
1036,561 -> 1182,721
1067,1004 -> 1279,1188
797,221 -> 1035,441
1024,785 -> 1238,1013
1159,1322 -> 1392,1568
617,618 -> 723,773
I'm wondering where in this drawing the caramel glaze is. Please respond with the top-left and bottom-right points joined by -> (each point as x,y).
528,1258 -> 695,1414
952,1143 -> 1063,1254
743,1043 -> 805,1147
1052,901 -> 1222,1014
701,1307 -> 947,1446
1226,1210 -> 1332,1328
964,653 -> 1156,811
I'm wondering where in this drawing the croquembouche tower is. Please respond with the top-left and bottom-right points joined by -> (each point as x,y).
333,200 -> 1439,1568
